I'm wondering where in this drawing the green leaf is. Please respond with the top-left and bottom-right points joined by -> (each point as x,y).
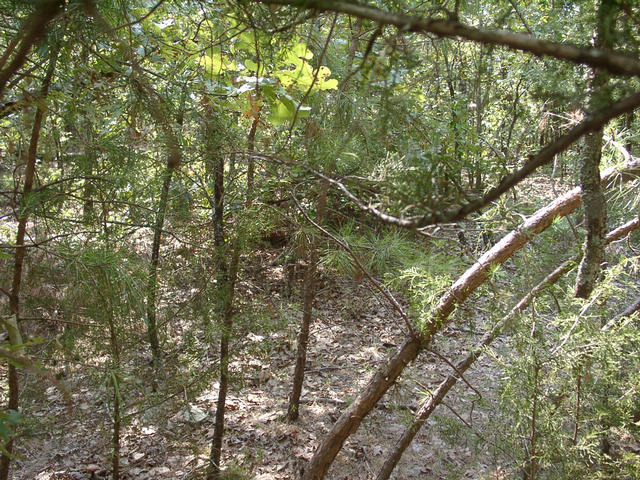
270,99 -> 294,125
269,97 -> 310,126
236,32 -> 256,52
199,52 -> 235,74
290,43 -> 313,61
244,59 -> 259,72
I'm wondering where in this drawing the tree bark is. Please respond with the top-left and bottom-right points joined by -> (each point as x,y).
302,159 -> 640,480
575,128 -> 606,298
287,180 -> 328,421
145,165 -> 176,367
574,0 -> 617,299
208,254 -> 238,479
0,42 -> 59,480
207,137 -> 230,478
208,111 -> 259,478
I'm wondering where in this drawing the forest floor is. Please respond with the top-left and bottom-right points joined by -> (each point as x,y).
7,240 -> 511,480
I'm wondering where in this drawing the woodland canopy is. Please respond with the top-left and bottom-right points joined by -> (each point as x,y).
1,1 -> 640,479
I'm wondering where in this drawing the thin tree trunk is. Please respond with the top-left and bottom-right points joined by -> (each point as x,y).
440,42 -> 462,187
624,111 -> 635,154
80,46 -> 95,225
208,256 -> 238,479
0,43 -> 59,480
207,124 -> 229,475
288,21 -> 358,422
524,362 -> 539,480
83,1 -> 183,367
302,159 -> 640,480
208,112 -> 259,478
135,81 -> 182,368
112,383 -> 120,480
473,47 -> 487,190
575,0 -> 617,298
287,180 -> 328,421
573,372 -> 581,446
100,273 -> 121,480
287,256 -> 314,420
145,166 -> 176,367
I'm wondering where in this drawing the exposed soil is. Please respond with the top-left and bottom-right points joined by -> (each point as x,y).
8,245 -> 508,480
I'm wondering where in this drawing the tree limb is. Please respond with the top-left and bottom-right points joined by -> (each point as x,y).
0,0 -> 64,99
257,0 -> 640,77
375,215 -> 640,480
301,159 -> 640,480
303,90 -> 640,230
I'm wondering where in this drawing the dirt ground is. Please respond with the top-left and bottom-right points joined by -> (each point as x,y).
8,247 -> 511,480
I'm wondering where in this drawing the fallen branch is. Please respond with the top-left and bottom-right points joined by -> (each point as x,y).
301,160 -> 640,480
375,215 -> 640,480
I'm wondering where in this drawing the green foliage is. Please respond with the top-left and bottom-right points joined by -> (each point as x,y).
2,0 -> 640,478
56,244 -> 146,356
0,410 -> 21,455
492,258 -> 640,478
321,223 -> 422,277
387,245 -> 463,324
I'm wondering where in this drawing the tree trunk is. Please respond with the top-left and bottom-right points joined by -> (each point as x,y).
574,0 -> 617,298
104,284 -> 121,480
207,112 -> 259,478
83,1 -> 183,366
135,81 -> 182,368
112,381 -> 120,480
286,251 -> 317,421
302,159 -> 640,480
287,180 -> 328,421
207,134 -> 229,476
289,21 -> 358,422
145,166 -> 176,367
575,118 -> 606,299
0,43 -> 59,480
208,256 -> 238,479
